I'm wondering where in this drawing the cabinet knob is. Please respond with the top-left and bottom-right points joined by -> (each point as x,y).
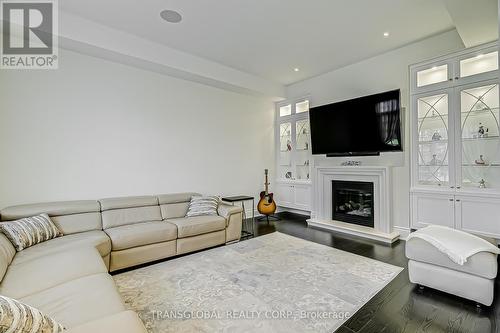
450,186 -> 455,189
449,198 -> 454,201
455,77 -> 459,80
448,78 -> 453,81
456,199 -> 461,202
456,186 -> 461,189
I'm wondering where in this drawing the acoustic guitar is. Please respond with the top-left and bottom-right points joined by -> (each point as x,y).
257,169 -> 277,216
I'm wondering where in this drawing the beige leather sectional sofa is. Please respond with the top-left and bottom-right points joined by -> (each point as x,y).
0,193 -> 243,332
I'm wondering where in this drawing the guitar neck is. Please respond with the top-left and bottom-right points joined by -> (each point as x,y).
265,173 -> 269,195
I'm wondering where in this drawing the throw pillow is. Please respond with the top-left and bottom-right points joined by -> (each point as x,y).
0,214 -> 62,251
0,295 -> 65,332
186,196 -> 220,217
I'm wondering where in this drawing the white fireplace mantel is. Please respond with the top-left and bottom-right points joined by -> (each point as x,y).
307,166 -> 400,243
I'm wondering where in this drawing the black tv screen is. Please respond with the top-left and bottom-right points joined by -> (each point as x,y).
309,89 -> 402,155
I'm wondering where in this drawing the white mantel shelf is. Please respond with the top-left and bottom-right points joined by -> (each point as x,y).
309,165 -> 400,244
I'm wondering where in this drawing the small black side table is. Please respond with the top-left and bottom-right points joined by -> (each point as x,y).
221,195 -> 255,239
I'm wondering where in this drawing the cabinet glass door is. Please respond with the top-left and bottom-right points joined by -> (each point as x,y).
279,104 -> 291,117
459,82 -> 500,189
295,119 -> 311,181
416,92 -> 452,186
459,51 -> 498,79
295,100 -> 309,114
416,64 -> 449,88
279,122 -> 292,180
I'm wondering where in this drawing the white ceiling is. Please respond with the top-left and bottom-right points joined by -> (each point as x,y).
60,0 -> 496,86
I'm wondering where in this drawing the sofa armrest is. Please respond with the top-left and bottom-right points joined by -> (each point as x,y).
218,202 -> 243,243
218,202 -> 243,220
65,311 -> 147,333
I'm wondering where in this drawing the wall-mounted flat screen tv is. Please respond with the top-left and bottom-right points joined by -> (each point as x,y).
309,89 -> 402,156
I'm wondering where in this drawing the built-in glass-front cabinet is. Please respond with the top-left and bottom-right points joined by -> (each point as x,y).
275,97 -> 312,211
410,41 -> 500,238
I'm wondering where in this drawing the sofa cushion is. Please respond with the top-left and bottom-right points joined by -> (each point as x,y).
102,206 -> 162,229
100,196 -> 162,229
158,192 -> 199,219
406,237 -> 498,279
0,234 -> 15,282
99,196 -> 158,211
65,311 -> 147,333
105,221 -> 177,251
0,200 -> 101,235
109,241 -> 176,272
50,212 -> 102,235
0,247 -> 107,299
167,215 -> 225,238
19,273 -> 125,328
11,230 -> 111,265
0,295 -> 65,332
0,213 -> 62,251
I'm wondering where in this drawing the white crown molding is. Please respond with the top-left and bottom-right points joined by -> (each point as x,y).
57,11 -> 285,99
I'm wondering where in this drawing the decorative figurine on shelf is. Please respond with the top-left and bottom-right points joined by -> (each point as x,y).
306,173 -> 310,180
304,160 -> 310,166
478,123 -> 489,138
286,140 -> 292,151
429,154 -> 439,166
479,179 -> 486,188
432,131 -> 442,141
285,171 -> 292,179
302,128 -> 308,135
304,142 -> 309,150
475,155 -> 486,165
477,123 -> 485,138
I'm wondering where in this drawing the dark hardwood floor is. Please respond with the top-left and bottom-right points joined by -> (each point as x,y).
249,212 -> 500,333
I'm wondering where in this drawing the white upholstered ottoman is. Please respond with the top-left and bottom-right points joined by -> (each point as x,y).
406,225 -> 499,306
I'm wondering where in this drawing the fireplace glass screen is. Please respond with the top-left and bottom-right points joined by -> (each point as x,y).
332,180 -> 374,227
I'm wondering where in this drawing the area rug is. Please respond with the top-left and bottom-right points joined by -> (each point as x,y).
113,232 -> 403,333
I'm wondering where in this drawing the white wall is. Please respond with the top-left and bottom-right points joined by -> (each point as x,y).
286,30 -> 465,230
0,49 -> 275,208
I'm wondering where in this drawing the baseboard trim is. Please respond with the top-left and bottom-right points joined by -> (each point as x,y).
277,206 -> 311,216
393,226 -> 410,241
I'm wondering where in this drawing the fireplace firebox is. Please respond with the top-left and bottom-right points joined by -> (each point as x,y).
332,180 -> 374,227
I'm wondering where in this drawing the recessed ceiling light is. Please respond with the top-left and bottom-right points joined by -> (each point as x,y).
383,32 -> 390,37
294,68 -> 300,72
160,10 -> 182,23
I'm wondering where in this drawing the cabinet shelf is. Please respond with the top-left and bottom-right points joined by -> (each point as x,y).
463,163 -> 500,167
419,139 -> 448,144
418,107 -> 499,121
418,136 -> 500,144
419,163 -> 500,167
462,135 -> 500,141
